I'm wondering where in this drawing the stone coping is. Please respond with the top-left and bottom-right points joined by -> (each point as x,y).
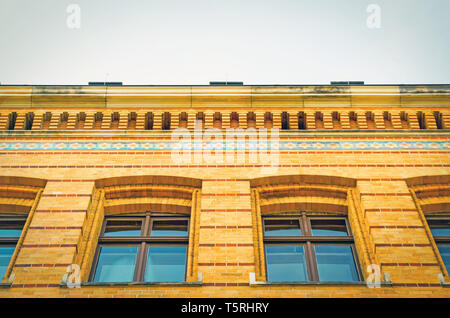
60,281 -> 203,288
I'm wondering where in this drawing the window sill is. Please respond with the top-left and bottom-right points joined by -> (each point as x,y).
60,281 -> 203,288
60,273 -> 204,288
438,274 -> 450,287
249,273 -> 393,287
249,281 -> 393,287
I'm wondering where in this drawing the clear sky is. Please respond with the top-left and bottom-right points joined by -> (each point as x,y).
0,0 -> 449,85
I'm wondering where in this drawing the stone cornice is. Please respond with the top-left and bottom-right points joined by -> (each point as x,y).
1,85 -> 450,109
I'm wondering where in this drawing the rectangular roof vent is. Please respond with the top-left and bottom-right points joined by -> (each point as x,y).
88,82 -> 123,86
209,81 -> 244,86
330,81 -> 365,85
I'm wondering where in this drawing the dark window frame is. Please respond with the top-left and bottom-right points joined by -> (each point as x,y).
426,215 -> 450,272
0,215 -> 27,279
426,215 -> 450,241
89,213 -> 190,283
0,215 -> 27,244
262,213 -> 363,282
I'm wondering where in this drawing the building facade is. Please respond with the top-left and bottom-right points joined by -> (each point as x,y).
0,83 -> 449,297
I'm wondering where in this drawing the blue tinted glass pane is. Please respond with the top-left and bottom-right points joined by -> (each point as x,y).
0,230 -> 22,237
264,219 -> 301,236
265,245 -> 308,282
150,220 -> 188,237
0,247 -> 15,279
437,245 -> 450,272
428,219 -> 450,236
431,228 -> 450,236
93,246 -> 138,282
144,246 -> 187,282
103,220 -> 142,237
0,219 -> 25,237
311,219 -> 348,236
315,245 -> 359,282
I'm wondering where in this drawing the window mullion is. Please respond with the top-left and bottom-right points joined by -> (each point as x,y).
134,242 -> 146,282
143,215 -> 151,236
306,241 -> 319,282
301,214 -> 311,236
303,214 -> 318,282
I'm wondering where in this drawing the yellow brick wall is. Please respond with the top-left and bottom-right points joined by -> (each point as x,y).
0,140 -> 448,297
0,84 -> 449,298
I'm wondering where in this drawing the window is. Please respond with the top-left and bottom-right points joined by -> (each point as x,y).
0,215 -> 27,280
426,216 -> 450,273
90,213 -> 189,283
263,214 -> 361,282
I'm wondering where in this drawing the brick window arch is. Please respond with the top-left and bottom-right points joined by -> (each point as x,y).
0,176 -> 46,284
407,175 -> 450,278
250,174 -> 375,283
74,175 -> 202,284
